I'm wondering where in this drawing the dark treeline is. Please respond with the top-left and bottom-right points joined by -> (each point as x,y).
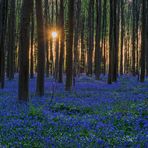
0,0 -> 148,101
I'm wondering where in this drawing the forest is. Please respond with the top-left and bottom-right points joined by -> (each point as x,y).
0,0 -> 148,147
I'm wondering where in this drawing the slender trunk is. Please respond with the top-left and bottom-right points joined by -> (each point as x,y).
95,0 -> 102,80
140,0 -> 146,82
36,0 -> 45,96
30,7 -> 34,79
58,0 -> 64,83
87,0 -> 94,76
65,0 -> 74,91
7,0 -> 16,80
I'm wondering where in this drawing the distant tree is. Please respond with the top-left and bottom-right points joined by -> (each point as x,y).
30,2 -> 34,79
35,0 -> 45,96
80,16 -> 85,73
65,0 -> 74,91
18,0 -> 33,101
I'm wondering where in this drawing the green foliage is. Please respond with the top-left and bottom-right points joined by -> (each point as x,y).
51,103 -> 96,115
28,104 -> 43,119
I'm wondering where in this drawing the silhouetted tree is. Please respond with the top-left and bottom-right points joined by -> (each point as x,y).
140,0 -> 146,82
65,0 -> 74,91
18,0 -> 33,101
58,0 -> 64,83
36,0 -> 45,96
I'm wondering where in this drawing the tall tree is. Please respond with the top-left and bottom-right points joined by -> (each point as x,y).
87,0 -> 94,76
55,0 -> 60,81
146,0 -> 148,76
30,2 -> 34,79
0,0 -> 8,88
102,0 -> 107,75
108,0 -> 117,84
44,0 -> 49,78
114,0 -> 120,80
65,0 -> 74,91
73,0 -> 81,79
132,0 -> 136,76
80,16 -> 85,73
95,0 -> 102,80
7,0 -> 16,80
18,0 -> 33,101
58,0 -> 64,83
140,0 -> 146,82
36,0 -> 45,96
120,0 -> 124,75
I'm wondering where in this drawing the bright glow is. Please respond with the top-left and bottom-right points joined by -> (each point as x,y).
52,31 -> 58,38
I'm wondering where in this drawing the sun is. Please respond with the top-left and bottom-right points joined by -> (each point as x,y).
52,31 -> 58,38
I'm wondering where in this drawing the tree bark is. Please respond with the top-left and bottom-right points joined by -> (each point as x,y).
18,0 -> 33,101
65,0 -> 74,91
95,0 -> 102,80
140,0 -> 146,82
58,0 -> 64,83
36,0 -> 45,96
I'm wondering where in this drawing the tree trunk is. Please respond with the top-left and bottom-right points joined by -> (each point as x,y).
87,0 -> 94,76
140,0 -> 146,82
65,0 -> 74,91
18,0 -> 33,101
108,0 -> 117,84
36,0 -> 45,96
7,0 -> 16,80
95,0 -> 102,80
58,0 -> 64,83
0,0 -> 8,88
120,0 -> 124,75
30,6 -> 34,79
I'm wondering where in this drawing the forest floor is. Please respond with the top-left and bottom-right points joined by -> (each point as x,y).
0,75 -> 148,147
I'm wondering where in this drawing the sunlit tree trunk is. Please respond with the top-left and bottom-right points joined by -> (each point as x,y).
120,0 -> 124,75
30,5 -> 34,79
132,0 -> 136,76
55,0 -> 60,81
102,0 -> 107,75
